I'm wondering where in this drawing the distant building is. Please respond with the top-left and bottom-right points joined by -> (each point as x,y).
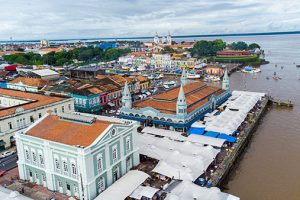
16,113 -> 139,200
205,65 -> 225,76
70,66 -> 105,79
31,69 -> 60,81
7,77 -> 52,93
153,32 -> 172,46
40,39 -> 49,48
151,53 -> 171,68
0,88 -> 73,150
217,50 -> 253,57
120,69 -> 231,131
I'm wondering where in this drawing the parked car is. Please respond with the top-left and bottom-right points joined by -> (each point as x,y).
0,151 -> 15,158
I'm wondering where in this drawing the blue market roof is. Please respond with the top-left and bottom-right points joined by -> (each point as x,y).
188,127 -> 205,135
204,131 -> 220,138
217,134 -> 237,143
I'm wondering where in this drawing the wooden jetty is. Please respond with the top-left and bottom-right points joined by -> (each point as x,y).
270,99 -> 293,107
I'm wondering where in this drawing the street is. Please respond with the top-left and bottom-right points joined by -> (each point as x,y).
0,153 -> 18,171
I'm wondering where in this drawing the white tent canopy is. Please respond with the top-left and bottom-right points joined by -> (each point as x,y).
142,127 -> 225,147
142,127 -> 187,141
165,181 -> 240,200
137,133 -> 220,181
187,134 -> 225,148
0,187 -> 33,200
95,170 -> 149,200
205,91 -> 265,135
130,186 -> 159,199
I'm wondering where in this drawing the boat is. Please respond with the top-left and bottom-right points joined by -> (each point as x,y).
187,73 -> 201,79
158,73 -> 164,79
241,66 -> 261,73
296,64 -> 300,68
266,77 -> 270,80
148,74 -> 157,80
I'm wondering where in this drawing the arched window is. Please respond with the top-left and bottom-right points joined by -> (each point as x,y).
71,163 -> 77,175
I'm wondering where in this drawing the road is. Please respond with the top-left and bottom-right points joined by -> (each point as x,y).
0,153 -> 18,171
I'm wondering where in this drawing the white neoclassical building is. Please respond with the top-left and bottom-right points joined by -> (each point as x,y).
0,88 -> 74,150
16,112 -> 140,200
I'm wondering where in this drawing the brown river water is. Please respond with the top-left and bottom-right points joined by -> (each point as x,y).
218,35 -> 300,200
177,34 -> 300,199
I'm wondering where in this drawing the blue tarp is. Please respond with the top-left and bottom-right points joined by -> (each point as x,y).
217,134 -> 237,143
204,131 -> 220,138
188,127 -> 205,135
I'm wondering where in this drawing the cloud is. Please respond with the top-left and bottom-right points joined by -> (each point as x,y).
0,0 -> 299,40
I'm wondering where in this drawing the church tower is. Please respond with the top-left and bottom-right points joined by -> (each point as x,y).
166,31 -> 172,45
176,85 -> 187,115
222,68 -> 230,91
122,82 -> 132,108
181,68 -> 187,86
154,32 -> 159,44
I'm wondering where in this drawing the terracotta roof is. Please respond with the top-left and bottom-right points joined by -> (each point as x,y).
133,81 -> 224,114
109,75 -> 134,86
9,77 -> 52,88
39,47 -> 63,53
0,89 -> 68,118
27,115 -> 112,147
98,84 -> 120,92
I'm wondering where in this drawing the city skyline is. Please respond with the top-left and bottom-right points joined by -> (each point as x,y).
1,0 -> 300,40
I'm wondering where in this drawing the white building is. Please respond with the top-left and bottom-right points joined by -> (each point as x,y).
0,88 -> 74,150
151,53 -> 172,68
154,32 -> 172,46
16,113 -> 140,200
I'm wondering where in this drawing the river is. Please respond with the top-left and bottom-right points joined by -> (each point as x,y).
195,34 -> 300,200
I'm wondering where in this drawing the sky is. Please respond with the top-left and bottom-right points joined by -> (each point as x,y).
0,0 -> 300,40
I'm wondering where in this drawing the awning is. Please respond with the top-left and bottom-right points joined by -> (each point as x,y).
204,131 -> 220,138
217,134 -> 237,143
107,102 -> 115,107
95,170 -> 149,200
188,127 -> 205,135
187,134 -> 226,148
130,186 -> 159,199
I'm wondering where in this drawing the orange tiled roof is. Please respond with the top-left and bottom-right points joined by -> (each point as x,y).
40,47 -> 63,53
0,89 -> 68,118
9,77 -> 52,88
27,115 -> 112,147
0,51 -> 23,55
109,75 -> 134,86
133,81 -> 224,114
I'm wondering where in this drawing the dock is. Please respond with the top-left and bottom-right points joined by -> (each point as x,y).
208,96 -> 269,187
270,98 -> 293,107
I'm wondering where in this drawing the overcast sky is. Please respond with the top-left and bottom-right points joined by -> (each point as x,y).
0,0 -> 300,40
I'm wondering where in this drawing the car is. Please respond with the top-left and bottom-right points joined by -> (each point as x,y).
0,151 -> 15,158
108,110 -> 116,114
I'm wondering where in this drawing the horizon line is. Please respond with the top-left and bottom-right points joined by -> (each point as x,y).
1,30 -> 300,43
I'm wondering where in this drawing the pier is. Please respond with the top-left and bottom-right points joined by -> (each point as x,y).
207,96 -> 269,187
270,98 -> 293,107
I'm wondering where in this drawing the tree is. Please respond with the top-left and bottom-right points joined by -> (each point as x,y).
231,41 -> 248,50
191,39 -> 226,58
248,43 -> 261,50
161,46 -> 175,53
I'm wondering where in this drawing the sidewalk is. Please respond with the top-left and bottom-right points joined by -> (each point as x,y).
0,167 -> 71,200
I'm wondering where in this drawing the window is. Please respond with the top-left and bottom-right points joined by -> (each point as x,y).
63,161 -> 68,173
62,106 -> 65,113
38,113 -> 42,118
67,184 -> 71,191
112,146 -> 118,162
55,159 -> 60,170
39,154 -> 44,165
32,152 -> 37,163
30,116 -> 34,123
25,150 -> 30,161
97,156 -> 103,172
126,137 -> 131,152
74,185 -> 78,193
71,163 -> 77,175
8,122 -> 12,130
58,180 -> 63,187
68,104 -> 71,110
42,174 -> 46,181
54,108 -> 57,114
98,177 -> 105,193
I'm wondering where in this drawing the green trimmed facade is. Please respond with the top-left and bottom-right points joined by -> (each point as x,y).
16,115 -> 140,200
